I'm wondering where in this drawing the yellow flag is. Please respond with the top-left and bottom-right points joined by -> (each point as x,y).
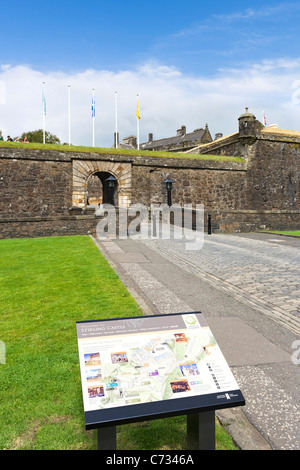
136,96 -> 140,120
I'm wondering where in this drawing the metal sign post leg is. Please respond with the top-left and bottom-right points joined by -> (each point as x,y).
187,411 -> 215,450
97,426 -> 117,450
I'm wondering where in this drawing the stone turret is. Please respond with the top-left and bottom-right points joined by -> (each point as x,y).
238,107 -> 262,137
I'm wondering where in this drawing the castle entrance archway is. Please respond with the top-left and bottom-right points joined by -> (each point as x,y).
87,171 -> 118,206
72,160 -> 132,208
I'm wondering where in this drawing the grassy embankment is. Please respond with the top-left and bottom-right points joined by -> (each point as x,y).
0,140 -> 244,163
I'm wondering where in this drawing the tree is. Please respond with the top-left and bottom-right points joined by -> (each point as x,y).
20,129 -> 61,144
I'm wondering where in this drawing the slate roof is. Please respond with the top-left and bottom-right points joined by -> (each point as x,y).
141,125 -> 212,151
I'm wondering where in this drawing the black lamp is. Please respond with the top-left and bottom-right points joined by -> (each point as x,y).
164,178 -> 175,206
106,175 -> 117,205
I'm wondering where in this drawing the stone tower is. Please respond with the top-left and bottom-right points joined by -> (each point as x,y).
238,107 -> 262,137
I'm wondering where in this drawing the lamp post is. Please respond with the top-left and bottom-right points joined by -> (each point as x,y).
106,175 -> 117,206
164,178 -> 175,207
208,213 -> 212,235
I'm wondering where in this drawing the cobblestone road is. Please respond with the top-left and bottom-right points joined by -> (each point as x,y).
141,233 -> 300,335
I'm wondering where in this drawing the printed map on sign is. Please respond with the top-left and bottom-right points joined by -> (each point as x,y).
77,313 -> 240,413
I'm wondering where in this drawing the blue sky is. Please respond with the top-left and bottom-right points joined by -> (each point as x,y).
3,0 -> 300,74
1,0 -> 300,145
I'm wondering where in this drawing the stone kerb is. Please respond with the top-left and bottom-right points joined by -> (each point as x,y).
72,159 -> 132,208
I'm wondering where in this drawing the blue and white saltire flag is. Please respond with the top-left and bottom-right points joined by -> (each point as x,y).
91,97 -> 95,118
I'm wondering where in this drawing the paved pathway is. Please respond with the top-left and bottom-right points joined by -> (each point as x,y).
93,232 -> 300,450
141,233 -> 300,335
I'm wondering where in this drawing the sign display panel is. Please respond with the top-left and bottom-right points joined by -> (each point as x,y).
76,312 -> 245,429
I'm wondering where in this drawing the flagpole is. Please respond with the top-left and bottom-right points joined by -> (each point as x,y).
92,88 -> 95,147
136,94 -> 140,150
42,81 -> 46,144
115,91 -> 118,149
68,85 -> 71,146
137,94 -> 140,150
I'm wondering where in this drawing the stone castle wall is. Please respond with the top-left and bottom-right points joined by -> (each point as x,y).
0,152 -> 72,219
0,114 -> 299,238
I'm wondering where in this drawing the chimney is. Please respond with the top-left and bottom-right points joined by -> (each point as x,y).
176,125 -> 186,136
122,135 -> 137,148
114,132 -> 120,148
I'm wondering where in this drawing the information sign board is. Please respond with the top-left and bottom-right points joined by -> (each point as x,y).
76,312 -> 245,430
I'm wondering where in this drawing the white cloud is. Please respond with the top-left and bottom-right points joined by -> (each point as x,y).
0,80 -> 5,105
0,59 -> 300,146
173,3 -> 300,38
215,3 -> 300,22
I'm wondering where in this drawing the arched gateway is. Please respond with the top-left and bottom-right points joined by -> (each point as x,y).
87,171 -> 118,206
72,160 -> 132,208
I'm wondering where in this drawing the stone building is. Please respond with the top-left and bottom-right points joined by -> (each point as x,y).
112,132 -> 137,150
114,123 -> 219,152
140,123 -> 214,152
0,108 -> 299,238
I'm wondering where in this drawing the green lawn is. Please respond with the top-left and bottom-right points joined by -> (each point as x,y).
263,230 -> 300,237
0,236 -> 238,450
117,416 -> 238,451
0,236 -> 142,450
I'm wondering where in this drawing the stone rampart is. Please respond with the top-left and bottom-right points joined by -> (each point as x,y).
0,112 -> 299,238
